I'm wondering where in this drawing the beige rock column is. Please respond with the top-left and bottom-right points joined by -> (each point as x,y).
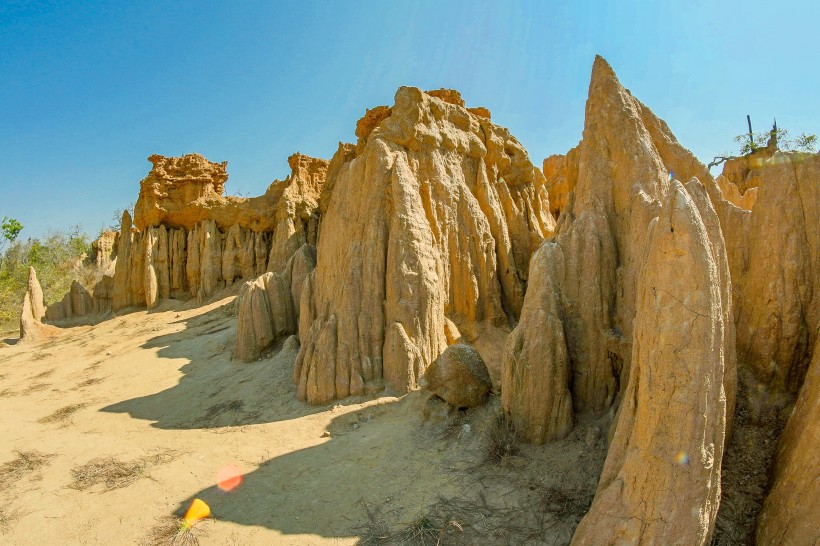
502,242 -> 573,444
572,182 -> 728,546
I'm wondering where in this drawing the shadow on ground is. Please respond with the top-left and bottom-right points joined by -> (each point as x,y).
100,302 -> 374,429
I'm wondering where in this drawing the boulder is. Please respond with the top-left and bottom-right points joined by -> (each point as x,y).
571,182 -> 728,546
423,344 -> 492,409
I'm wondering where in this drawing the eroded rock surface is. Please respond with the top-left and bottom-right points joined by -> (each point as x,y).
572,181 -> 728,546
756,337 -> 820,545
294,86 -> 554,404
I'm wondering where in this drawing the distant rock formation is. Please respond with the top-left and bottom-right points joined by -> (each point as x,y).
109,152 -> 327,311
20,267 -> 57,341
293,86 -> 555,404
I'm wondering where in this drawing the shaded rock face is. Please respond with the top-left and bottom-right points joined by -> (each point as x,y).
109,153 -> 327,312
541,148 -> 579,218
756,337 -> 820,545
503,56 -> 731,436
721,144 -> 777,194
705,151 -> 819,397
716,174 -> 756,210
571,182 -> 729,546
422,344 -> 492,408
293,86 -> 555,405
233,243 -> 316,362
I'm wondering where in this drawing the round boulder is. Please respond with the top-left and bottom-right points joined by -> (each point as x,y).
423,344 -> 492,408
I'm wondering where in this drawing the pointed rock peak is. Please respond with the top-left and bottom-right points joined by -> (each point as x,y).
590,54 -> 620,89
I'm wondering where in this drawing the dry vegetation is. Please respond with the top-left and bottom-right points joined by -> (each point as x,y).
144,517 -> 203,546
69,451 -> 177,492
0,450 -> 55,489
38,402 -> 89,424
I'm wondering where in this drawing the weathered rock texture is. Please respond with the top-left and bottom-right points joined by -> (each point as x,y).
92,230 -> 119,272
756,337 -> 820,545
721,143 -> 777,193
109,152 -> 327,312
233,244 -> 316,362
293,86 -> 555,404
422,344 -> 492,408
503,56 -> 733,446
716,174 -> 756,210
571,181 -> 729,545
542,148 -> 579,218
705,151 -> 819,396
19,267 -> 54,341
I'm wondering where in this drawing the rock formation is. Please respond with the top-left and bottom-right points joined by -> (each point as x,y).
233,243 -> 316,362
705,151 -> 819,397
571,181 -> 729,545
108,152 -> 327,312
92,230 -> 118,272
19,267 -> 53,341
542,148 -> 579,218
503,56 -> 732,444
755,336 -> 820,545
293,86 -> 555,404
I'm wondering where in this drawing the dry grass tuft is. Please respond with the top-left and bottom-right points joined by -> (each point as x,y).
38,402 -> 89,424
76,377 -> 104,388
69,450 -> 177,492
0,450 -> 55,489
22,382 -> 50,394
0,505 -> 23,534
485,413 -> 520,465
144,517 -> 203,546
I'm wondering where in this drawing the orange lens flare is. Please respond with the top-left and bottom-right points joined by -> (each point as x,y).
217,463 -> 243,492
183,498 -> 211,528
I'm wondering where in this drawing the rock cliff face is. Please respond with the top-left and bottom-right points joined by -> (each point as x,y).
110,152 -> 327,312
293,87 -> 554,404
572,181 -> 729,545
705,151 -> 819,396
755,337 -> 820,545
503,57 -> 734,446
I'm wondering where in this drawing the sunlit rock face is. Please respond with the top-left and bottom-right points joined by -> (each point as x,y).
293,86 -> 555,405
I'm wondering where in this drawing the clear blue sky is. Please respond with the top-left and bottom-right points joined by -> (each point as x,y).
1,0 -> 817,239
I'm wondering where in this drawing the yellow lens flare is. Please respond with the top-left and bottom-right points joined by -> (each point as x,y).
183,498 -> 211,529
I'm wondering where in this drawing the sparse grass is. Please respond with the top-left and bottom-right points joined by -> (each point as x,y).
485,413 -> 520,465
21,382 -> 50,394
38,402 -> 89,424
195,399 -> 260,427
144,517 -> 203,546
69,451 -> 177,492
0,505 -> 23,534
0,450 -> 55,489
536,485 -> 594,522
76,377 -> 104,388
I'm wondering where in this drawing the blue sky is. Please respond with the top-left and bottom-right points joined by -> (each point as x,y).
1,0 -> 817,239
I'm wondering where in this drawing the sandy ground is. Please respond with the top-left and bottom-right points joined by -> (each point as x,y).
0,295 -> 607,545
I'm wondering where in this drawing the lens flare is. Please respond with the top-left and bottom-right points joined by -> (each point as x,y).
183,498 -> 211,528
675,451 -> 689,465
217,463 -> 243,492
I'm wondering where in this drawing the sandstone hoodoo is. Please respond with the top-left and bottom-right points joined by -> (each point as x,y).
293,86 -> 555,405
503,56 -> 735,445
572,181 -> 730,545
